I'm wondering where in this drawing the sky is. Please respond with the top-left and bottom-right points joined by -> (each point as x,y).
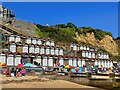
2,2 -> 118,38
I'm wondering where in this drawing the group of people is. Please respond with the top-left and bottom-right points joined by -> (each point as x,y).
1,67 -> 26,77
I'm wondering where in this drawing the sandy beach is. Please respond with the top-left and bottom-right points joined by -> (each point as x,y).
1,74 -> 104,89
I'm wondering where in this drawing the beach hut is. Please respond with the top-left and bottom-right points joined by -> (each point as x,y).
6,53 -> 14,66
22,43 -> 28,53
106,54 -> 109,59
81,59 -> 85,67
15,35 -> 21,43
16,42 -> 22,54
14,53 -> 21,66
55,47 -> 59,56
0,53 -> 6,63
22,53 -> 29,64
40,45 -> 45,55
37,38 -> 42,45
88,52 -> 92,58
45,39 -> 50,46
35,55 -> 42,66
86,46 -> 90,51
32,37 -> 37,44
73,58 -> 77,67
77,45 -> 80,51
26,36 -> 32,44
9,42 -> 16,53
83,46 -> 87,50
80,45 -> 84,50
59,57 -> 64,66
82,51 -> 86,57
85,51 -> 89,58
8,34 -> 15,42
48,56 -> 53,67
29,44 -> 35,53
45,46 -> 50,55
73,44 -> 77,51
21,35 -> 26,44
78,58 -> 82,67
50,46 -> 55,55
42,55 -> 48,66
70,43 -> 74,50
50,40 -> 55,46
59,47 -> 64,56
94,60 -> 98,66
92,52 -> 95,59
34,45 -> 40,54
68,58 -> 73,66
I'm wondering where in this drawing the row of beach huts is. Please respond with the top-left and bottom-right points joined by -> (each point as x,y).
0,33 -> 114,68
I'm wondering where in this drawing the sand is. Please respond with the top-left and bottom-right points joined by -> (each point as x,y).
0,74 -> 104,89
2,80 -> 103,89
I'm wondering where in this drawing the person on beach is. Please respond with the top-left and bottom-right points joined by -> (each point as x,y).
76,65 -> 79,73
10,67 -> 15,77
6,67 -> 10,77
21,68 -> 26,76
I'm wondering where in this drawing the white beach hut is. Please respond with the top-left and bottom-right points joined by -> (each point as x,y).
15,35 -> 21,43
0,53 -> 6,63
50,47 -> 55,55
34,45 -> 40,54
26,36 -> 32,44
48,56 -> 53,67
68,58 -> 73,66
32,37 -> 37,44
42,55 -> 48,66
45,46 -> 50,55
22,44 -> 28,53
7,53 -> 14,66
37,38 -> 42,45
59,57 -> 64,66
14,54 -> 21,66
9,42 -> 16,53
40,46 -> 45,55
29,44 -> 35,53
9,34 -> 15,42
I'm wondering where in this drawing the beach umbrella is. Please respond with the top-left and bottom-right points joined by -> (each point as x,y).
65,65 -> 70,68
69,65 -> 74,69
17,64 -> 24,67
24,63 -> 34,67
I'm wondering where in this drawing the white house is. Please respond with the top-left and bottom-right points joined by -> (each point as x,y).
50,40 -> 55,46
81,59 -> 85,67
78,58 -> 82,67
59,48 -> 64,56
59,57 -> 64,66
73,58 -> 77,67
45,40 -> 51,46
